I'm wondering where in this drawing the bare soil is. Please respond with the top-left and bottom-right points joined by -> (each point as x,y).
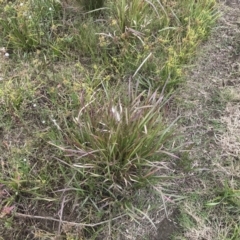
155,209 -> 181,240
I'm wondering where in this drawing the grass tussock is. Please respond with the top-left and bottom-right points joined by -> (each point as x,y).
51,85 -> 175,198
0,0 -> 218,238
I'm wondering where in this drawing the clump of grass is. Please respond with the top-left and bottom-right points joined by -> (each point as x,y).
49,82 -> 176,211
112,0 -> 151,33
206,182 -> 240,213
0,0 -> 62,51
80,0 -> 105,11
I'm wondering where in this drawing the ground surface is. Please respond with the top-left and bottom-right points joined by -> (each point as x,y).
0,1 -> 239,239
155,1 -> 240,239
114,1 -> 240,239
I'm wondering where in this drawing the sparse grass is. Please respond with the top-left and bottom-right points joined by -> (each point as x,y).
169,3 -> 240,237
175,179 -> 240,240
0,0 -> 219,239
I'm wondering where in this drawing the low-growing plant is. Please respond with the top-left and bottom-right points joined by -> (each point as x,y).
49,83 -> 177,220
0,0 -> 62,51
206,183 -> 240,213
80,0 -> 106,11
112,0 -> 151,33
